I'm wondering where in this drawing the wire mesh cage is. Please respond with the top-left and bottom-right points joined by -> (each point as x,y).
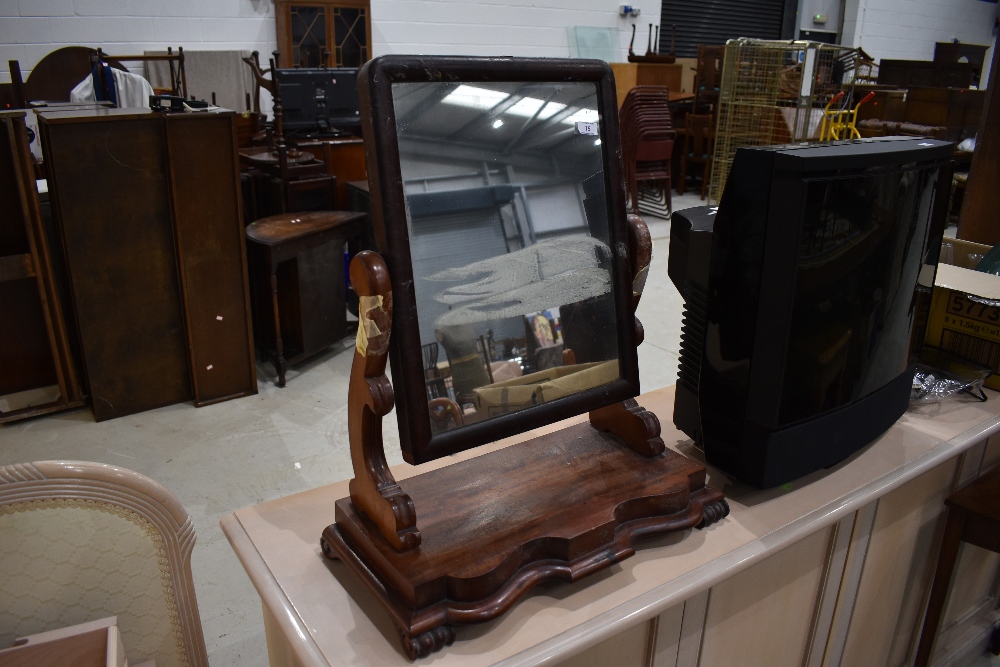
708,39 -> 861,204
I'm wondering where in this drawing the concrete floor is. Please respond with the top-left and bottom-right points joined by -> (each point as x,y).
0,194 -> 701,665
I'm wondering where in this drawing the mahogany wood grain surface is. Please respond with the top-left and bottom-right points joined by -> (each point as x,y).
41,112 -> 192,421
38,108 -> 256,420
0,111 -> 84,421
333,424 -> 714,607
165,114 -> 258,406
342,250 -> 419,551
323,422 -> 724,658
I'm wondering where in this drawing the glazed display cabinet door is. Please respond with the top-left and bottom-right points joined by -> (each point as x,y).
276,0 -> 371,68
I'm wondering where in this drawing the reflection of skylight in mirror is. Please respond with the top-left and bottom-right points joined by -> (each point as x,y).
442,85 -> 510,110
506,97 -> 566,119
564,108 -> 599,124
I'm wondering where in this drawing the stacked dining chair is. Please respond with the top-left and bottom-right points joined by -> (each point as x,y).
620,86 -> 676,217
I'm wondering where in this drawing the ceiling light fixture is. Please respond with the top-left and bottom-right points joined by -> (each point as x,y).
442,85 -> 510,110
506,97 -> 566,119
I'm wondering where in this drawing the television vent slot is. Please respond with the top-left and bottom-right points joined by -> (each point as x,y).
677,281 -> 708,393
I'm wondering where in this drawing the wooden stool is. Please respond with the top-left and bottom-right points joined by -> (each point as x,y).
915,464 -> 1000,665
245,211 -> 365,386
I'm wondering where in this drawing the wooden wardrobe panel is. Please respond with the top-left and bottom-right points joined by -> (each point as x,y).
164,114 -> 256,405
0,120 -> 55,395
0,281 -> 57,395
840,458 -> 958,667
0,110 -> 83,420
42,115 -> 192,421
697,526 -> 830,667
0,123 -> 30,254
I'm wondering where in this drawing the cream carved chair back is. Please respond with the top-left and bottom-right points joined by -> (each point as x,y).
0,461 -> 209,667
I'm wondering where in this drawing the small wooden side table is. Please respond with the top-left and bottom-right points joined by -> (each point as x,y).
245,211 -> 366,386
915,464 -> 1000,666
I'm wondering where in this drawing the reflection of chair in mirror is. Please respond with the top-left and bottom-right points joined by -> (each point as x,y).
435,324 -> 491,407
476,336 -> 495,383
679,113 -> 714,199
0,461 -> 209,667
421,342 -> 449,400
428,397 -> 464,430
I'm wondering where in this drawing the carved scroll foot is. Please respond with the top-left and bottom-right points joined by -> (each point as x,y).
589,398 -> 665,457
696,499 -> 730,529
319,533 -> 340,561
399,625 -> 455,660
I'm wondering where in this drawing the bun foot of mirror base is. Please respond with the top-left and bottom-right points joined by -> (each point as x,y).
697,499 -> 730,529
320,419 -> 725,659
398,625 -> 455,660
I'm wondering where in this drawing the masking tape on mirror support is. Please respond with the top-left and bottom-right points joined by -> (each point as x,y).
356,295 -> 384,357
633,264 -> 649,298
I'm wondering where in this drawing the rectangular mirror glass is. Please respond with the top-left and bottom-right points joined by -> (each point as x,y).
392,80 -> 621,435
359,56 -> 639,463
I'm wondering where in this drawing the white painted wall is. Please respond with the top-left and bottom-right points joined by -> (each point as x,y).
3,0 -> 994,91
1,0 -> 662,84
370,0 -> 661,61
841,0 -> 997,84
0,0 -> 278,83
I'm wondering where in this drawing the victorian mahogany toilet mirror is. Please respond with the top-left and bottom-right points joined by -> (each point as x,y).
321,55 -> 727,660
360,55 -> 640,463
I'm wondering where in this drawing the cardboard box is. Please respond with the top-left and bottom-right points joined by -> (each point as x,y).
0,617 -> 127,667
473,360 -> 619,418
923,238 -> 1000,390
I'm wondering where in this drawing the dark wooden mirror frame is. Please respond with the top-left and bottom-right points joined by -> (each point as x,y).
358,55 -> 641,464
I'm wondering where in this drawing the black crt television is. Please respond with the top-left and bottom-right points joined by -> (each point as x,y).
273,67 -> 361,133
668,137 -> 954,488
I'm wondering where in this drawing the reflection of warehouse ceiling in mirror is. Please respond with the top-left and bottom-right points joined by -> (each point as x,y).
392,82 -> 601,159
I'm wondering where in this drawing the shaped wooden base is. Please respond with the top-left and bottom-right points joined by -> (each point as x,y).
321,417 -> 728,659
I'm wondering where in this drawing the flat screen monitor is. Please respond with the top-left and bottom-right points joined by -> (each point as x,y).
668,137 -> 954,488
274,67 -> 360,133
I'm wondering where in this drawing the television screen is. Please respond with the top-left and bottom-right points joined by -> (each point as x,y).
669,137 -> 953,487
274,67 -> 360,133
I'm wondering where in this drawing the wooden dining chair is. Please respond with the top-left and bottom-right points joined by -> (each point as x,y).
680,113 -> 714,200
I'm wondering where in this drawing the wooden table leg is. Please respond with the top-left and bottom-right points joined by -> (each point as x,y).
267,252 -> 287,388
915,508 -> 968,667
